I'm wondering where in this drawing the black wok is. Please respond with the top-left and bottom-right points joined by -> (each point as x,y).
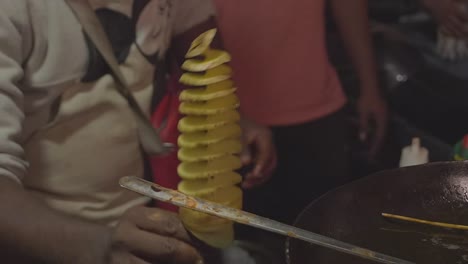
287,162 -> 468,264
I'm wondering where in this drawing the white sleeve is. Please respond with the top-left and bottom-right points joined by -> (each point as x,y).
0,3 -> 29,184
172,0 -> 217,36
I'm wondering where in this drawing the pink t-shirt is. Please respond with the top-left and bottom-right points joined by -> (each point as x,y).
214,0 -> 346,126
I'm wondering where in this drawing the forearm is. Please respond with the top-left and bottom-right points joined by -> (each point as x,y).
330,0 -> 380,95
0,177 -> 111,264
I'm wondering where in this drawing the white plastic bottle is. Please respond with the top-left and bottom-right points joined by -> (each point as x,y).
399,138 -> 429,167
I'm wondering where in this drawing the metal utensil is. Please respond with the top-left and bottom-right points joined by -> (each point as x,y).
119,176 -> 415,264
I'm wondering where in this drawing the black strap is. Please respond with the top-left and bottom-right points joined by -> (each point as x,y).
65,0 -> 171,155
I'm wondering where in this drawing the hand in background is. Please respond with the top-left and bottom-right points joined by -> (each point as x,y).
239,118 -> 277,189
357,91 -> 388,158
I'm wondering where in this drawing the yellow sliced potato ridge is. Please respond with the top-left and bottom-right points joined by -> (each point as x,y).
179,93 -> 239,115
178,123 -> 241,148
179,64 -> 232,87
178,155 -> 242,180
178,172 -> 242,196
178,110 -> 240,133
182,49 -> 231,72
179,80 -> 236,101
185,29 -> 217,58
178,140 -> 242,162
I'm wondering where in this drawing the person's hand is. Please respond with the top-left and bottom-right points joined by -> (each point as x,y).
356,91 -> 388,158
421,0 -> 468,38
108,206 -> 203,264
239,118 -> 277,189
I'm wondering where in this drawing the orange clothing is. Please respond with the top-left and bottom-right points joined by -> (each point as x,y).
214,0 -> 346,125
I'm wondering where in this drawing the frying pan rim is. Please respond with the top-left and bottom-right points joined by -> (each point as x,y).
284,161 -> 468,264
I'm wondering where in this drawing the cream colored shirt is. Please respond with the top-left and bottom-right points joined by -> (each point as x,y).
0,0 -> 215,225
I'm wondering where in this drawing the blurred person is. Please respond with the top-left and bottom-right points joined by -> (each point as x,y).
214,0 -> 388,224
0,0 -> 274,263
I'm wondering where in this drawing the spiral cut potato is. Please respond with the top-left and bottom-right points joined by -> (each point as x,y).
177,29 -> 243,248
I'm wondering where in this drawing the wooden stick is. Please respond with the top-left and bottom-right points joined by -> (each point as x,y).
382,213 -> 468,231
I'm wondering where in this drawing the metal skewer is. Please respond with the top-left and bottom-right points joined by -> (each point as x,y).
119,176 -> 415,264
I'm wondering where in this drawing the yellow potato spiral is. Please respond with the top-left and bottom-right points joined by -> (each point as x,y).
177,29 -> 243,248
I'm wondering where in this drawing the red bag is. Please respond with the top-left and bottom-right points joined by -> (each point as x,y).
150,75 -> 181,212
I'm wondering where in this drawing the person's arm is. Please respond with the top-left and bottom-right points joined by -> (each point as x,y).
0,8 -> 112,262
170,2 -> 277,187
0,178 -> 112,263
0,6 -> 202,263
330,0 -> 388,157
1,178 -> 202,264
